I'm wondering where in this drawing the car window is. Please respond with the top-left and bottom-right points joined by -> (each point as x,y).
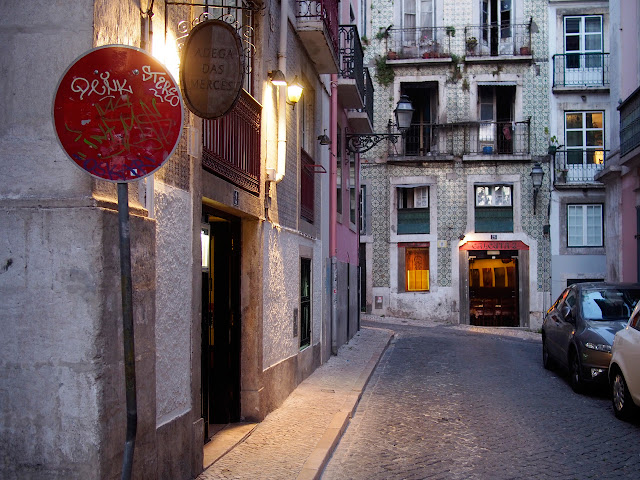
630,309 -> 640,330
580,288 -> 640,321
564,290 -> 577,310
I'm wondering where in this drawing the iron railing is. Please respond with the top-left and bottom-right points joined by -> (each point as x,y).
339,25 -> 364,95
202,90 -> 261,195
552,53 -> 610,88
386,26 -> 453,60
296,0 -> 339,60
363,67 -> 374,125
620,86 -> 640,157
464,23 -> 532,57
393,119 -> 531,157
553,149 -> 607,184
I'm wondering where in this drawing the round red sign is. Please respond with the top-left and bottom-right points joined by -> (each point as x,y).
52,45 -> 184,182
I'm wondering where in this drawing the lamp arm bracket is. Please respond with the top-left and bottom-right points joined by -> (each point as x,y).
345,133 -> 401,154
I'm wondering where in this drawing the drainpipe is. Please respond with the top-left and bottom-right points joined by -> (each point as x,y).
330,75 -> 338,354
276,0 -> 288,181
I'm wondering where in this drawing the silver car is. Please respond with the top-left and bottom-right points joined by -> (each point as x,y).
542,282 -> 640,392
609,302 -> 640,419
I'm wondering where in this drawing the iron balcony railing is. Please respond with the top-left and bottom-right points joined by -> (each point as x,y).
338,25 -> 364,95
552,53 -> 610,88
619,86 -> 640,157
392,119 -> 531,157
553,149 -> 607,184
202,90 -> 261,195
386,26 -> 453,60
296,0 -> 339,60
464,23 -> 532,57
363,67 -> 374,125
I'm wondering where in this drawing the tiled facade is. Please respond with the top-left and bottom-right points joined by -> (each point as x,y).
360,0 -> 551,327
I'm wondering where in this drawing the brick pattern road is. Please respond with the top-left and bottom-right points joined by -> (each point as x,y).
322,321 -> 640,480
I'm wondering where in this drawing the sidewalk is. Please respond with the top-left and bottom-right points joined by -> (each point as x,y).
196,325 -> 394,480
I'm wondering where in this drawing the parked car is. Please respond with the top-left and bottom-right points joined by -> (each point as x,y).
542,282 -> 640,392
609,302 -> 640,419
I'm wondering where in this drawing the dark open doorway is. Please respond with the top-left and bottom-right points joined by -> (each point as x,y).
469,250 -> 519,327
201,208 -> 241,443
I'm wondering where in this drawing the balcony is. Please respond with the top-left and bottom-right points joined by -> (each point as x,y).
553,149 -> 607,185
464,23 -> 532,59
552,53 -> 610,90
620,86 -> 640,158
202,90 -> 261,195
346,68 -> 374,133
385,26 -> 453,61
296,0 -> 339,73
338,25 -> 365,109
389,119 -> 531,159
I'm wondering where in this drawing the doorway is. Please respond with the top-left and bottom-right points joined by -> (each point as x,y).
201,209 -> 241,443
469,250 -> 519,327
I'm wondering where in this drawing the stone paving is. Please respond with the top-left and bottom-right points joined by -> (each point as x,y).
322,319 -> 640,480
197,324 -> 394,480
197,315 -> 640,480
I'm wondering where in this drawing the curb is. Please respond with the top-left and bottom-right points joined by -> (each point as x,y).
295,330 -> 395,480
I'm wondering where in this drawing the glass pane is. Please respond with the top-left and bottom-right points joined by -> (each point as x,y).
586,131 -> 603,147
481,104 -> 494,120
585,53 -> 602,69
494,186 -> 512,206
567,150 -> 583,165
406,248 -> 429,291
587,112 -> 603,129
565,18 -> 581,35
404,0 -> 416,14
565,35 -> 580,52
476,186 -> 491,206
566,113 -> 583,129
566,131 -> 583,147
568,205 -> 583,246
585,16 -> 602,33
585,35 -> 601,52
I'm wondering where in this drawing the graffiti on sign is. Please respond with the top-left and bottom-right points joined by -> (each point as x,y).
52,45 -> 184,182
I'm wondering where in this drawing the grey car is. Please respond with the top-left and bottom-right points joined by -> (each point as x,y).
542,282 -> 640,392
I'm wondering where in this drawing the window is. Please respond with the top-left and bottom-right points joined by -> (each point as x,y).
478,85 -> 515,154
567,204 -> 603,247
349,154 -> 357,225
481,0 -> 512,55
404,246 -> 430,292
359,185 -> 367,234
565,111 -> 604,167
475,185 -> 513,232
300,258 -> 311,349
401,82 -> 436,156
301,150 -> 315,223
397,186 -> 430,234
564,15 -> 603,85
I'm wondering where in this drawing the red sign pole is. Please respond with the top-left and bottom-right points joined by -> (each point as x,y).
52,45 -> 183,480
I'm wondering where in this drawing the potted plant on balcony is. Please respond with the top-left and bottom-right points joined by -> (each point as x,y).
519,46 -> 531,55
466,36 -> 478,52
545,128 -> 562,155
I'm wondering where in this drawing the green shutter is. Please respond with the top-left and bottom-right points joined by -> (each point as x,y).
475,207 -> 513,232
398,208 -> 430,234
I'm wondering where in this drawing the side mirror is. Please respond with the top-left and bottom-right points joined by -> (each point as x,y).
561,304 -> 572,321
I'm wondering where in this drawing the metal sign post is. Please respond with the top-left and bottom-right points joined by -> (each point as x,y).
52,45 -> 183,480
117,182 -> 137,480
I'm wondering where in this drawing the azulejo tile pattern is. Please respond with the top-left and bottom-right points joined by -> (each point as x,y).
363,0 -> 551,293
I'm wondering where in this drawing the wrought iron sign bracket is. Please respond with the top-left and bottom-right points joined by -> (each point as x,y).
345,132 -> 403,154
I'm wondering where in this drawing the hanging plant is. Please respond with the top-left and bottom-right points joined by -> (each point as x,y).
374,55 -> 395,87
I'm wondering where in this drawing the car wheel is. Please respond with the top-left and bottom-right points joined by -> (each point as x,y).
542,338 -> 553,370
569,351 -> 583,393
612,370 -> 635,420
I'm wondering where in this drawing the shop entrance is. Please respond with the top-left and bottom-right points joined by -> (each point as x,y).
201,208 -> 241,443
469,250 -> 519,327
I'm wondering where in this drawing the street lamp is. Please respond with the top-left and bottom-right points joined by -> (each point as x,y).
530,162 -> 544,215
346,95 -> 415,153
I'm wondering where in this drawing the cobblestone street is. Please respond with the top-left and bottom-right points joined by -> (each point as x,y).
322,319 -> 640,480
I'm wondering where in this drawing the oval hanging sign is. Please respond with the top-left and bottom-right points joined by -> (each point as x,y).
180,20 -> 244,119
52,45 -> 184,182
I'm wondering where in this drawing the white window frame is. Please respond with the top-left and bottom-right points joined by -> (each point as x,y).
401,0 -> 434,46
567,204 -> 603,247
563,15 -> 603,84
564,110 -> 605,181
